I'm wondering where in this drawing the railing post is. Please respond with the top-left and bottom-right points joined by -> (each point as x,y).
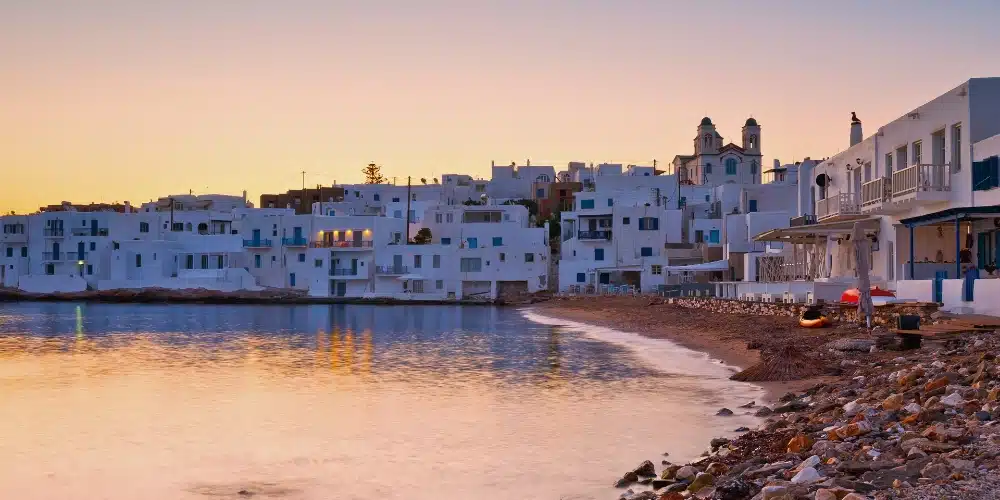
909,225 -> 915,280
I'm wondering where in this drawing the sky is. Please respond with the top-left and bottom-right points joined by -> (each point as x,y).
3,0 -> 1000,214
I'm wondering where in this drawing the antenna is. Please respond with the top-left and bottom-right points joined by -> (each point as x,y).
301,171 -> 306,190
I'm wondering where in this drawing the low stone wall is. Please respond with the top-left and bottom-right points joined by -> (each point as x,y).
664,297 -> 939,326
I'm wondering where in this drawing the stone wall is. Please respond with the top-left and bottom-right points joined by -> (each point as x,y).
664,297 -> 939,327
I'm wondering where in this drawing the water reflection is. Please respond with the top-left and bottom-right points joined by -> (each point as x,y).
0,303 -> 761,500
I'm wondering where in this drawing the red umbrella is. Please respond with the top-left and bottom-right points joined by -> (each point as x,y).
841,286 -> 895,304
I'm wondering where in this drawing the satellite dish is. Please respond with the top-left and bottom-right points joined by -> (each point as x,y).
815,174 -> 830,187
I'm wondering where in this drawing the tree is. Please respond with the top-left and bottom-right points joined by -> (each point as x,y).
363,163 -> 386,184
412,227 -> 432,244
502,199 -> 538,218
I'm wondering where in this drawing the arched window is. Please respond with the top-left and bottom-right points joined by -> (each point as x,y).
703,134 -> 712,148
725,158 -> 738,175
704,162 -> 712,174
197,222 -> 208,234
536,174 -> 550,183
750,161 -> 758,175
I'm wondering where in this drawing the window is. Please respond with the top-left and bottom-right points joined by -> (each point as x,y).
20,247 -> 26,257
315,259 -> 323,268
255,255 -> 261,268
87,265 -> 93,275
750,161 -> 758,175
576,272 -> 586,283
607,198 -> 614,207
952,123 -> 962,172
467,237 -> 478,248
172,222 -> 183,232
594,248 -> 604,261
393,210 -> 402,218
201,255 -> 209,268
885,153 -> 893,174
436,280 -> 443,290
135,254 -> 142,268
139,222 -> 149,233
392,197 -> 400,203
695,230 -> 704,243
217,255 -> 224,268
499,252 -> 505,262
748,200 -> 758,212
492,236 -> 503,247
113,242 -> 119,250
441,237 -> 452,245
90,242 -> 96,251
525,253 -> 534,263
374,194 -> 380,201
725,158 -> 738,175
637,217 -> 659,230
446,213 -> 453,223
622,217 -> 630,225
705,163 -> 712,173
640,247 -> 653,257
298,253 -> 305,263
45,264 -> 54,275
460,257 -> 482,272
580,199 -> 595,209
912,141 -> 922,165
536,188 -> 545,198
651,264 -> 662,275
896,145 -> 907,169
5,248 -> 11,257
435,213 -> 443,223
433,255 -> 441,268
705,195 -> 710,202
185,255 -> 194,269
863,162 -> 872,182
414,255 -> 422,268
679,196 -> 686,207
709,229 -> 720,244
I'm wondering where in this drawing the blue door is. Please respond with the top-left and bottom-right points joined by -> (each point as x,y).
748,200 -> 758,213
77,241 -> 85,260
932,270 -> 947,303
52,242 -> 60,259
351,258 -> 358,274
293,227 -> 303,240
252,229 -> 261,243
594,248 -> 604,261
393,254 -> 403,272
90,219 -> 98,236
599,273 -> 610,284
290,273 -> 296,287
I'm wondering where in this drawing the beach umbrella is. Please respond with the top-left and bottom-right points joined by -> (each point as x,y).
852,222 -> 874,327
841,287 -> 895,304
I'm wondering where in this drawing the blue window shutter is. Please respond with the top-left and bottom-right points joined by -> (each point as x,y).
576,273 -> 586,283
595,248 -> 604,261
749,200 -> 758,212
581,199 -> 594,209
441,237 -> 451,245
492,236 -> 503,246
638,218 -> 646,230
641,247 -> 652,257
608,198 -> 614,206
652,218 -> 659,230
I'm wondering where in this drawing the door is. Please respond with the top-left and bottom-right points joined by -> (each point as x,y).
748,199 -> 758,213
351,258 -> 358,275
90,219 -> 98,236
332,258 -> 341,274
252,229 -> 261,243
393,254 -> 403,272
353,229 -> 362,245
336,281 -> 347,297
978,233 -> 990,269
290,273 -> 296,287
599,273 -> 610,284
52,242 -> 60,259
588,219 -> 597,231
293,227 -> 303,243
77,241 -> 85,261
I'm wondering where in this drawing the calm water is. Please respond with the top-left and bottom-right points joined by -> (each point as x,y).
0,303 -> 763,500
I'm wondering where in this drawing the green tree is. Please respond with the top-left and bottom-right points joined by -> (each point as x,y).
502,199 -> 538,218
363,163 -> 387,184
412,227 -> 432,244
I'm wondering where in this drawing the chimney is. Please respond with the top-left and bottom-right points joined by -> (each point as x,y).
850,112 -> 863,147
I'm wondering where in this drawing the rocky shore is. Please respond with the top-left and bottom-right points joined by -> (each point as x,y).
540,297 -> 1000,499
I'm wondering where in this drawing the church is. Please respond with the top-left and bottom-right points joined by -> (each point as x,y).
669,117 -> 763,186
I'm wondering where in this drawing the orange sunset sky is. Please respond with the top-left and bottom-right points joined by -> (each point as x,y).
3,0 -> 999,214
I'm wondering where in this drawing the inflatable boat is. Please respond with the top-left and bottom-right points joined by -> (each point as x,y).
799,308 -> 829,328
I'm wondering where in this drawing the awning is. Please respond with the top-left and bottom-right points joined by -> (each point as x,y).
665,259 -> 729,272
397,274 -> 425,280
753,217 -> 879,243
899,205 -> 1000,227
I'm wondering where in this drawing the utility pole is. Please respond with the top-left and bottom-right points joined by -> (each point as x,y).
301,171 -> 306,190
405,176 -> 412,243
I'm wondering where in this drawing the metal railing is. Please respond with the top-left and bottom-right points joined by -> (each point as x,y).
816,193 -> 860,219
892,163 -> 950,198
281,236 -> 308,246
70,227 -> 109,237
861,177 -> 892,208
375,265 -> 409,275
330,268 -> 359,276
789,215 -> 817,227
578,230 -> 613,240
42,252 -> 63,261
311,240 -> 374,248
43,228 -> 64,237
242,238 -> 273,248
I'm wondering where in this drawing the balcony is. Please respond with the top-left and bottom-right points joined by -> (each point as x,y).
42,252 -> 63,261
891,163 -> 951,203
860,176 -> 892,212
311,240 -> 374,249
330,268 -> 359,276
816,193 -> 860,221
578,230 -> 613,240
43,228 -> 64,238
71,227 -> 110,237
281,236 -> 308,247
242,238 -> 273,248
789,215 -> 817,227
375,265 -> 408,275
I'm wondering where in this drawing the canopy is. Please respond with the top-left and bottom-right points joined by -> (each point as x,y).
665,259 -> 729,272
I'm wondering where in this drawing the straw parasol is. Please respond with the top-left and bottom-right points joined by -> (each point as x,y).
852,222 -> 874,327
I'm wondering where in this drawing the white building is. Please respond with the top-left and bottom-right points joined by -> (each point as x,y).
668,117 -> 764,187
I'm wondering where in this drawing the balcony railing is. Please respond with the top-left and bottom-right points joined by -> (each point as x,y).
311,240 -> 374,249
816,193 -> 860,220
375,265 -> 409,275
789,215 -> 817,227
71,227 -> 109,237
330,268 -> 359,276
281,236 -> 308,247
578,230 -> 613,240
42,252 -> 63,261
892,163 -> 950,198
242,238 -> 273,248
43,228 -> 64,237
860,176 -> 892,209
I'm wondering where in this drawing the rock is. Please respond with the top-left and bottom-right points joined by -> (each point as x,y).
633,460 -> 656,477
791,466 -> 821,484
687,472 -> 714,493
650,478 -> 673,489
976,410 -> 992,421
754,406 -> 773,417
829,338 -> 876,352
738,401 -> 755,408
786,433 -> 813,453
842,495 -> 868,500
675,466 -> 697,481
761,485 -> 789,500
716,408 -> 734,416
843,399 -> 862,416
705,462 -> 728,476
940,392 -> 965,407
924,376 -> 950,392
733,426 -> 750,432
661,464 -> 680,480
710,477 -> 755,500
838,460 -> 897,474
920,462 -> 951,480
774,400 -> 809,413
623,491 -> 658,500
710,438 -> 730,449
658,493 -> 685,500
883,393 -> 905,410
903,402 -> 922,413
614,471 -> 639,488
664,482 -> 689,493
814,489 -> 838,500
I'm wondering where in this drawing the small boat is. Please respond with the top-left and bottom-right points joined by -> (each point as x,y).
799,308 -> 829,328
